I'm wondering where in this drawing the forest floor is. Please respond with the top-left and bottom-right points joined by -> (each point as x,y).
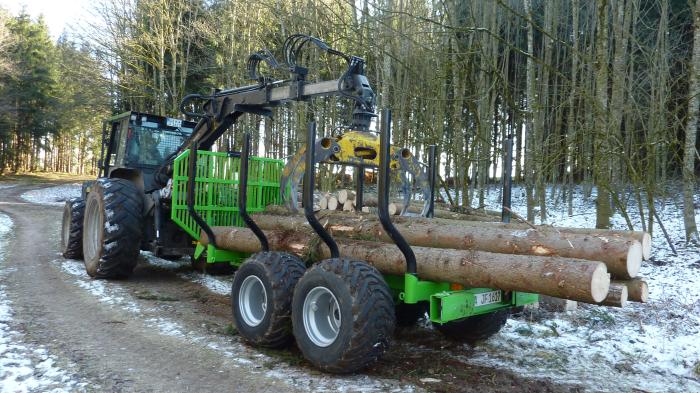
0,175 -> 698,392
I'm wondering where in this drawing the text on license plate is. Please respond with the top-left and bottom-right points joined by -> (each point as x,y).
474,291 -> 502,307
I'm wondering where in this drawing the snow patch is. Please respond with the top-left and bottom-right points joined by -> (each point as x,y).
58,259 -> 141,314
104,222 -> 119,233
104,241 -> 118,251
20,184 -> 81,206
145,318 -> 185,338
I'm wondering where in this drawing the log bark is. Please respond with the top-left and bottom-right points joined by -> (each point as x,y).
253,209 -> 642,279
319,194 -> 328,210
438,220 -> 651,260
613,278 -> 648,303
600,282 -> 627,307
201,227 -> 611,303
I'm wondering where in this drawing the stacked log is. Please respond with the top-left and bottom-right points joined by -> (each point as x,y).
256,207 -> 643,279
201,227 -> 611,303
318,189 -> 357,211
206,206 -> 650,307
601,282 -> 628,307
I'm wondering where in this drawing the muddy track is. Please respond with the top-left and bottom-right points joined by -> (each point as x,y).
0,182 -> 581,392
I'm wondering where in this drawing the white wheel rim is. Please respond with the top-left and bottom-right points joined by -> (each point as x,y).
239,275 -> 267,327
302,286 -> 341,347
84,200 -> 102,261
61,207 -> 71,250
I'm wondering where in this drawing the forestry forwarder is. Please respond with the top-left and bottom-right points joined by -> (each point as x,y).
60,34 -> 537,373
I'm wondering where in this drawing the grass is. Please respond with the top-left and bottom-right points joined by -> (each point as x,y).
223,323 -> 238,336
0,171 -> 93,183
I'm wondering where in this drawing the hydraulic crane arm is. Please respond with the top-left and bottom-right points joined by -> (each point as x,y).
176,34 -> 375,153
172,34 -> 433,218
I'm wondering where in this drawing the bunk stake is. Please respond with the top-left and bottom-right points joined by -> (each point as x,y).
239,132 -> 269,251
304,121 -> 339,258
186,141 -> 217,248
355,165 -> 364,212
378,109 -> 417,275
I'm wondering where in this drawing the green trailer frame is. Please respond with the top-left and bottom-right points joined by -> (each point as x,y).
170,149 -> 538,324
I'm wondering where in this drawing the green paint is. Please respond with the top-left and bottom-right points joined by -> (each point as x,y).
402,273 -> 450,303
392,274 -> 538,323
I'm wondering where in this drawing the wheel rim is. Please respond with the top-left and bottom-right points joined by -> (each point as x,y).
302,286 -> 341,347
84,199 -> 102,261
61,207 -> 71,250
238,275 -> 267,327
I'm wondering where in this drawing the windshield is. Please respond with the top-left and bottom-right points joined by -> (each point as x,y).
126,125 -> 193,166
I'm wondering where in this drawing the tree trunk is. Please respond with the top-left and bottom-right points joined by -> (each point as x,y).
683,0 -> 700,243
201,227 -> 611,303
594,0 -> 612,229
524,0 -> 537,222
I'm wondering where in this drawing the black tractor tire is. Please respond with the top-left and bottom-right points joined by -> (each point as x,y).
292,258 -> 396,374
231,252 -> 306,348
434,309 -> 510,343
82,178 -> 143,279
61,198 -> 85,259
395,302 -> 428,327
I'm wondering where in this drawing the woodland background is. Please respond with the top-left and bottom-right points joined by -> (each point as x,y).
1,0 -> 699,238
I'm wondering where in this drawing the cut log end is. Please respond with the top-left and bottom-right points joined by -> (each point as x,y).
327,196 -> 339,211
625,241 -> 643,278
641,232 -> 652,260
590,263 -> 612,303
342,200 -> 354,212
388,203 -> 399,215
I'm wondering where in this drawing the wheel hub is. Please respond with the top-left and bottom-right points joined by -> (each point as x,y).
239,275 -> 268,327
302,286 -> 341,347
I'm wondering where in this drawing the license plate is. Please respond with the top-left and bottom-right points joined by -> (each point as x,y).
474,291 -> 502,307
166,118 -> 182,128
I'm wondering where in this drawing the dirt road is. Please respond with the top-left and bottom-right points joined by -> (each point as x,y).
0,182 -> 578,392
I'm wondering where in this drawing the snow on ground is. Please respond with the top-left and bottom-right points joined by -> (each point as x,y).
21,183 -> 81,206
455,184 -> 700,393
0,213 -> 87,393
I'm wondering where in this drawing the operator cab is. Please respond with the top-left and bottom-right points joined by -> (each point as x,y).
100,111 -> 196,191
105,112 -> 195,168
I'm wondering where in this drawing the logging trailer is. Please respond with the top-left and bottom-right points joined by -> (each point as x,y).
60,34 -> 538,373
